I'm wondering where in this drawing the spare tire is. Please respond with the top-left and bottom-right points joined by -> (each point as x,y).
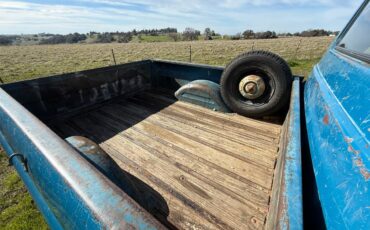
220,50 -> 293,117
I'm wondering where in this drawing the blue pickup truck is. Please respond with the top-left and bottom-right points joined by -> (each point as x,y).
0,1 -> 369,229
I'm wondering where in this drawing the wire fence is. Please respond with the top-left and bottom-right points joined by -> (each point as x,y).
0,36 -> 334,83
112,36 -> 334,66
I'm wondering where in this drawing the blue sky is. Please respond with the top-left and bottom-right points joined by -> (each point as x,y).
0,0 -> 364,35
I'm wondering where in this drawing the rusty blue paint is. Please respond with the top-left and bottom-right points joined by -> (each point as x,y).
0,131 -> 63,230
152,60 -> 224,84
305,66 -> 370,229
0,88 -> 165,230
305,1 -> 370,227
279,78 -> 303,229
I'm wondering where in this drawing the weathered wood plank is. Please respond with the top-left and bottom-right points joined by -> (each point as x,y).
89,111 -> 271,204
72,116 -> 265,229
123,98 -> 279,152
95,108 -> 273,189
127,103 -> 278,152
142,91 -> 281,135
51,91 -> 282,230
132,94 -> 281,143
105,103 -> 277,167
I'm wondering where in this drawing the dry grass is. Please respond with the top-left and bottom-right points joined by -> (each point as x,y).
0,37 -> 334,83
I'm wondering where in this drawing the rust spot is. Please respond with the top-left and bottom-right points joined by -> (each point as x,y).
348,145 -> 360,155
360,168 -> 370,181
323,114 -> 329,125
344,137 -> 354,144
355,158 -> 364,167
366,144 -> 369,149
353,158 -> 369,181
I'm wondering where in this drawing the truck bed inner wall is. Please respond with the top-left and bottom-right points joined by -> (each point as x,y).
1,60 -> 224,121
1,61 -> 152,121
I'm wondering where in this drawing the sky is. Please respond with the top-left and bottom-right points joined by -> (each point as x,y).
0,0 -> 365,35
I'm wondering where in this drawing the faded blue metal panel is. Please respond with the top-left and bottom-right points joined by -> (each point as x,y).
305,60 -> 370,229
318,50 -> 370,142
0,88 -> 165,230
304,1 -> 370,228
151,60 -> 224,86
1,60 -> 152,121
175,80 -> 231,112
280,78 -> 303,229
0,131 -> 63,230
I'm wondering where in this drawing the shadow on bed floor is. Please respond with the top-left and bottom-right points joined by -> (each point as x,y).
48,90 -> 177,229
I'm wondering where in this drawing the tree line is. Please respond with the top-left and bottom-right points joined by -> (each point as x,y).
0,28 -> 338,46
231,29 -> 339,40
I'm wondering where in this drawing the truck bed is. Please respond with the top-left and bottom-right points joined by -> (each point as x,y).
51,90 -> 281,230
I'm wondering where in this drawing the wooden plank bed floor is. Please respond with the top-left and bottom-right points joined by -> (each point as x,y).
51,91 -> 282,230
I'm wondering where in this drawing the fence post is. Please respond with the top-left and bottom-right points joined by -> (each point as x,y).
111,49 -> 117,65
189,45 -> 192,63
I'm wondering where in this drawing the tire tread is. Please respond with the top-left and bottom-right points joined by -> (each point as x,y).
220,50 -> 292,117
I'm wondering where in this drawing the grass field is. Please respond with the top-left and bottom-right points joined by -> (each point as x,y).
0,36 -> 333,229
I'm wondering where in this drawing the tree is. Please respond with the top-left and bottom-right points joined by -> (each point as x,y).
296,29 -> 331,37
0,36 -> 13,45
183,27 -> 200,41
254,31 -> 277,39
242,30 -> 255,39
65,33 -> 87,44
204,27 -> 216,40
169,32 -> 180,42
230,33 -> 242,40
204,28 -> 212,40
117,33 -> 132,43
39,33 -> 87,44
203,28 -> 216,40
309,29 -> 329,37
39,35 -> 66,44
96,33 -> 113,43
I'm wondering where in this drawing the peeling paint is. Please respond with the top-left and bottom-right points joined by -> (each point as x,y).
359,169 -> 370,181
355,158 -> 364,167
344,137 -> 354,144
353,157 -> 370,181
305,46 -> 370,229
323,114 -> 329,125
347,145 -> 360,155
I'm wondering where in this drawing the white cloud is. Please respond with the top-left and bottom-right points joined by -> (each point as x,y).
0,0 -> 364,34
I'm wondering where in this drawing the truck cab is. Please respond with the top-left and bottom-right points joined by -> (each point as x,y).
305,1 -> 370,228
